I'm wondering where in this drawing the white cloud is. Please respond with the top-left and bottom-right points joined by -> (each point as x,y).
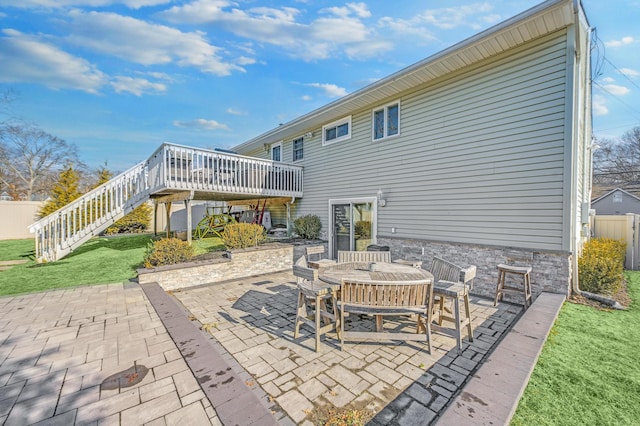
0,29 -> 106,93
601,76 -> 616,83
66,10 -> 244,76
305,83 -> 348,98
226,107 -> 246,116
605,36 -> 634,48
111,76 -> 166,95
301,95 -> 312,101
620,68 -> 640,78
593,94 -> 608,116
0,0 -> 170,9
158,0 -> 391,61
602,84 -> 630,96
173,118 -> 230,130
416,3 -> 498,30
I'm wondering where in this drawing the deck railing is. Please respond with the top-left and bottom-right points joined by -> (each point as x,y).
30,143 -> 304,262
147,143 -> 303,197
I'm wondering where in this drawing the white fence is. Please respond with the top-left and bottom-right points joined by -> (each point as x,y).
592,214 -> 640,270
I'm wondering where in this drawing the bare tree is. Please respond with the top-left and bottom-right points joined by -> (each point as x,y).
0,125 -> 79,200
593,126 -> 640,197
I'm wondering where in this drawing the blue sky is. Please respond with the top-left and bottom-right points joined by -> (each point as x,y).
0,0 -> 639,171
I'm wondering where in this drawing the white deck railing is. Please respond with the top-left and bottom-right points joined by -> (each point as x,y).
29,143 -> 303,262
147,143 -> 303,197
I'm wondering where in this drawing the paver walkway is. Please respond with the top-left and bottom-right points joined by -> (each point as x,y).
173,271 -> 522,425
0,283 -> 220,425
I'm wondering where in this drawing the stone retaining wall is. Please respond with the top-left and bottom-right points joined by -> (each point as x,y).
379,237 -> 572,299
138,243 -> 293,291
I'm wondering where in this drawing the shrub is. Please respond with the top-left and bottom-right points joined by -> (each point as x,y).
293,214 -> 322,239
143,238 -> 194,268
221,223 -> 266,249
355,220 -> 371,239
105,204 -> 152,235
578,238 -> 626,295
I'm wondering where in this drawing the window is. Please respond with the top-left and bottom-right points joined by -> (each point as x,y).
613,192 -> 622,203
373,101 -> 400,140
292,137 -> 304,161
322,116 -> 351,145
271,142 -> 282,162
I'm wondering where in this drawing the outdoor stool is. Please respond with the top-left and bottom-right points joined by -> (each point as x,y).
432,280 -> 473,354
494,263 -> 532,310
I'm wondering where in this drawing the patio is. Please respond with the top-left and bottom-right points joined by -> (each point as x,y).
173,270 -> 523,425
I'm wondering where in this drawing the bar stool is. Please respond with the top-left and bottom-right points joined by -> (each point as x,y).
494,262 -> 532,310
432,280 -> 473,354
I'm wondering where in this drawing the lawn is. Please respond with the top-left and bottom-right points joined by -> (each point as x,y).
512,271 -> 640,425
0,235 -> 224,296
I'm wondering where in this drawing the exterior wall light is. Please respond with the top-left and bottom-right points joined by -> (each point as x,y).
377,189 -> 386,207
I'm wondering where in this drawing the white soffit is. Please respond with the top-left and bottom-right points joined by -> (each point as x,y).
234,0 -> 575,151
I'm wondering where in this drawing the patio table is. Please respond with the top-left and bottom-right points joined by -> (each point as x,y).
319,262 -> 434,332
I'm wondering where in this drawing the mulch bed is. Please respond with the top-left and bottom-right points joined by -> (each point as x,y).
569,279 -> 632,310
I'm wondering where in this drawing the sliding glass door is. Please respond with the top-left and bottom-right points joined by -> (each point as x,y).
330,199 -> 375,259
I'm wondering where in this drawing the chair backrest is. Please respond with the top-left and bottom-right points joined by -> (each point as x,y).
340,279 -> 432,309
306,245 -> 326,261
337,250 -> 391,264
430,257 -> 463,283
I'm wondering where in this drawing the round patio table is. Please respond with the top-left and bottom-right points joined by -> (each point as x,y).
318,261 -> 433,286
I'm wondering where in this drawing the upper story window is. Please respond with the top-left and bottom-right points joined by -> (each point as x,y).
293,137 -> 304,161
322,116 -> 351,146
373,100 -> 400,140
271,142 -> 282,162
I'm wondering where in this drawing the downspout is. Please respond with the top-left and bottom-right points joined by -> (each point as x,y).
570,0 -> 624,309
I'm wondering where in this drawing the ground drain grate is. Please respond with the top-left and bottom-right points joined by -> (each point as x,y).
100,363 -> 149,390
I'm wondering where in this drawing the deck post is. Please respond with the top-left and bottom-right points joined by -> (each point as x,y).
185,198 -> 192,244
153,200 -> 159,236
165,201 -> 172,238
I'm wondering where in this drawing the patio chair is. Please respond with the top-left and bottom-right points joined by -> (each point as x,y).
293,256 -> 338,352
305,245 -> 337,269
337,250 -> 391,263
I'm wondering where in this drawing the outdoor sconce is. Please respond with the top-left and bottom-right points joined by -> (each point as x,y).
263,143 -> 270,152
377,189 -> 386,207
304,132 -> 313,138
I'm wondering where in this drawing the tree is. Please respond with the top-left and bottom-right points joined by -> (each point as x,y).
0,124 -> 79,200
592,126 -> 640,197
39,165 -> 81,217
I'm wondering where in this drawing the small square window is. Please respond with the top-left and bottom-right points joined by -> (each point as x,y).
373,101 -> 400,140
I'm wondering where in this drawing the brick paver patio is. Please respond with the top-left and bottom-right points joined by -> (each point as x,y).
173,271 -> 522,425
0,271 -> 522,425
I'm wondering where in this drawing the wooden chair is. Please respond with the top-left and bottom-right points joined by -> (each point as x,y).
338,278 -> 433,353
305,245 -> 337,269
429,257 -> 475,354
293,256 -> 338,352
494,252 -> 533,310
337,250 -> 391,263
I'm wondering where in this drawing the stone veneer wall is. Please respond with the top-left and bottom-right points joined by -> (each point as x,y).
138,243 -> 293,291
379,237 -> 572,299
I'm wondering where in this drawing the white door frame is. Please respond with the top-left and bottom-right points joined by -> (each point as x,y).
328,197 -> 378,258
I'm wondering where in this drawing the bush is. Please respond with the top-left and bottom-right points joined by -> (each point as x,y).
105,204 -> 152,235
578,238 -> 626,295
293,214 -> 322,239
143,238 -> 194,268
221,223 -> 266,249
355,221 -> 371,239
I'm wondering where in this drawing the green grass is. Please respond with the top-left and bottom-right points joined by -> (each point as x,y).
0,235 -> 224,296
512,271 -> 640,425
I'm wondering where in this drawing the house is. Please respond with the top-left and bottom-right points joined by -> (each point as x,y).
30,0 -> 592,299
230,0 -> 593,298
592,188 -> 640,215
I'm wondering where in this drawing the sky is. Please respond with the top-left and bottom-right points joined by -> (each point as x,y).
0,0 -> 639,172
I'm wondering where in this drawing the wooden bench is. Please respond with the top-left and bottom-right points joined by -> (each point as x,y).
337,250 -> 391,263
338,278 -> 434,353
429,257 -> 476,353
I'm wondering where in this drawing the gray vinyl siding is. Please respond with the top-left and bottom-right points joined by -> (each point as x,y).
263,30 -> 571,251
